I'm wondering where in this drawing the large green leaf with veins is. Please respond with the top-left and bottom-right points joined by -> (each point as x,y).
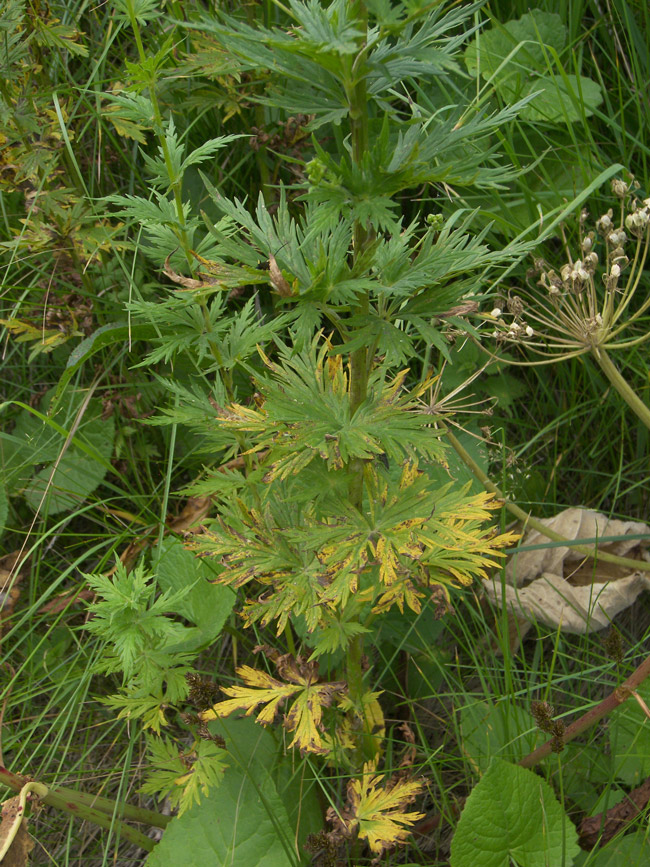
147,717 -> 322,867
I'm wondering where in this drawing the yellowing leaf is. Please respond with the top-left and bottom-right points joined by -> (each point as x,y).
200,653 -> 347,755
104,110 -> 148,144
200,665 -> 298,725
374,536 -> 401,585
341,763 -> 425,855
336,690 -> 386,762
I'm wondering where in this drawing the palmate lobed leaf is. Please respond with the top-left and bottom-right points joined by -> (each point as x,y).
140,736 -> 229,816
212,339 -> 446,477
200,654 -> 347,755
340,762 -> 425,855
191,459 -> 517,632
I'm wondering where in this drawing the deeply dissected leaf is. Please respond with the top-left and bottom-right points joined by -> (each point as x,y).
200,652 -> 347,755
85,561 -> 200,731
140,736 -> 228,816
338,762 -> 424,855
190,457 -> 517,634
450,758 -> 580,867
211,338 -> 447,476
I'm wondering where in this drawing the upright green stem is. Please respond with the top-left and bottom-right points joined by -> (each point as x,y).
124,1 -> 242,417
592,346 -> 650,432
124,0 -> 194,272
344,1 -> 373,777
346,0 -> 371,512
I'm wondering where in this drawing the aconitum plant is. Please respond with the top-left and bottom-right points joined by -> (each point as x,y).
88,0 -> 535,859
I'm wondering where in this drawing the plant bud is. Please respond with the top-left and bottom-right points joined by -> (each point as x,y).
596,210 -> 614,235
625,210 -> 649,237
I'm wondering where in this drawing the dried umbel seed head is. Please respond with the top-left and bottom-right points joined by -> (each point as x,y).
596,209 -> 614,235
606,229 -> 627,247
538,269 -> 564,305
611,177 -> 629,199
603,268 -> 621,291
507,293 -> 524,315
611,248 -> 629,270
561,261 -> 590,293
583,251 -> 598,274
583,313 -> 604,335
625,206 -> 650,238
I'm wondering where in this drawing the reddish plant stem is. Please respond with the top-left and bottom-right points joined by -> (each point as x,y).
519,651 -> 650,769
412,653 -> 650,842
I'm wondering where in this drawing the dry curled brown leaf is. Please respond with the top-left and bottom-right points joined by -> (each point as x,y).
486,508 -> 650,634
579,775 -> 650,847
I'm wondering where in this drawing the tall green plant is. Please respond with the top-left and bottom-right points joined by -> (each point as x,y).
86,0 -> 541,860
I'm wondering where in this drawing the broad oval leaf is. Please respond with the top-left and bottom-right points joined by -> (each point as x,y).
450,758 -> 579,867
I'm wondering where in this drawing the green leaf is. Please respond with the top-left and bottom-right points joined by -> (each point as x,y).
450,758 -> 580,867
52,322 -> 158,411
520,74 -> 603,123
459,701 -> 541,773
155,538 -> 236,652
23,443 -> 112,514
32,17 -> 88,57
464,12 -> 601,126
2,389 -> 115,511
147,718 -> 321,867
609,681 -> 650,786
584,832 -> 650,867
140,736 -> 229,816
22,410 -> 114,515
85,561 -> 192,677
465,11 -> 567,83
